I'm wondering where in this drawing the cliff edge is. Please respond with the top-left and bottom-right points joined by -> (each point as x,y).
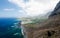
22,1 -> 60,38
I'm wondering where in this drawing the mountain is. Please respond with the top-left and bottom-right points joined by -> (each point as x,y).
49,1 -> 60,17
22,1 -> 60,38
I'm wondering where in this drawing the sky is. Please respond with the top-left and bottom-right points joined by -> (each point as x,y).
0,0 -> 60,18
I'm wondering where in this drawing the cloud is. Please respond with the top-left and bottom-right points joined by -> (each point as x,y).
3,8 -> 15,11
8,0 -> 60,17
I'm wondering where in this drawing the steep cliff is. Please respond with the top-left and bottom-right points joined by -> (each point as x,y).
22,1 -> 60,38
49,1 -> 60,17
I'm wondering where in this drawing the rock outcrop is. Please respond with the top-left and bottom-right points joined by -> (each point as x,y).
22,1 -> 60,38
49,1 -> 60,17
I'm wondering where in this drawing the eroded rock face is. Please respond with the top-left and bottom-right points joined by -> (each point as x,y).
22,1 -> 60,38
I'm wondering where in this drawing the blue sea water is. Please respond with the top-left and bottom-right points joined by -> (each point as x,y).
0,18 -> 23,38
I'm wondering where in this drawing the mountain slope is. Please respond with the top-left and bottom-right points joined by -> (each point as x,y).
49,1 -> 60,17
22,1 -> 60,38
